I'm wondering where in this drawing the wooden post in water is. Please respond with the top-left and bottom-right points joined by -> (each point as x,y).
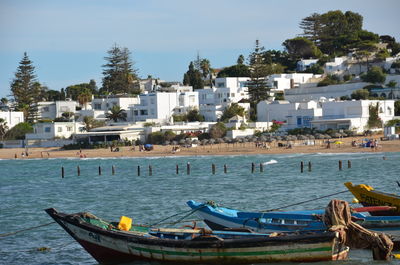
187,162 -> 191,175
176,164 -> 179,174
137,165 -> 141,176
98,166 -> 102,175
300,161 -> 304,173
112,165 -> 115,175
212,164 -> 216,174
339,160 -> 342,170
148,165 -> 152,176
260,163 -> 264,172
224,164 -> 227,173
61,166 -> 64,178
348,160 -> 351,168
77,166 -> 80,176
308,161 -> 312,172
251,163 -> 255,173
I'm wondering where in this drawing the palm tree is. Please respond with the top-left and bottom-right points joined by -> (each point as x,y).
77,92 -> 92,110
0,118 -> 9,141
105,105 -> 127,122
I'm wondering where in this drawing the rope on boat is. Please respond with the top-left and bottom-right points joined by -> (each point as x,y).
0,222 -> 55,238
149,205 -> 206,227
260,190 -> 349,212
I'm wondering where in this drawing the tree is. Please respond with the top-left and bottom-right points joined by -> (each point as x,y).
66,82 -> 97,100
361,66 -> 386,84
351,89 -> 370,100
217,64 -> 251,78
0,118 -> 8,141
209,122 -> 227,139
105,105 -> 127,122
395,101 -> 400,116
101,44 -> 139,95
367,103 -> 382,128
4,122 -> 33,140
299,13 -> 322,43
237,55 -> 245,65
183,62 -> 204,90
220,103 -> 245,122
248,40 -> 271,120
77,91 -> 92,110
186,109 -> 205,122
83,116 -> 104,131
10,52 -> 44,123
1,97 -> 8,105
61,111 -> 75,121
283,37 -> 322,59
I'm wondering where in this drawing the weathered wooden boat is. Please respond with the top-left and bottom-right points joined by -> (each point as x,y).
45,208 -> 349,264
187,200 -> 400,237
345,182 -> 400,216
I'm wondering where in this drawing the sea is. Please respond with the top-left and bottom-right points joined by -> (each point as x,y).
1,151 -> 400,265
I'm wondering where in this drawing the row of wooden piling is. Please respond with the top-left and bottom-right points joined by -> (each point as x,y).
60,160 -> 353,178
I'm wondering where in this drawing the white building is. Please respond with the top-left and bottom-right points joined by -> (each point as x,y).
267,73 -> 320,91
311,100 -> 395,133
74,124 -> 145,143
37,100 -> 77,120
297,59 -> 319,72
0,111 -> 24,129
324,57 -> 348,75
257,99 -> 395,133
198,77 -> 250,121
25,122 -> 85,140
129,91 -> 199,122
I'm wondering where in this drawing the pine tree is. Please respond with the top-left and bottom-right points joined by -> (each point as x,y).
10,52 -> 44,122
247,40 -> 270,120
183,62 -> 204,90
101,44 -> 139,95
299,13 -> 322,43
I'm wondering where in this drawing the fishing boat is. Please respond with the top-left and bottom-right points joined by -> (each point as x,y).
187,200 -> 400,237
45,208 -> 349,264
345,182 -> 400,216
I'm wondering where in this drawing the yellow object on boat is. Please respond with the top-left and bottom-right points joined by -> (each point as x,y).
393,253 -> 400,259
352,198 -> 359,204
118,216 -> 132,231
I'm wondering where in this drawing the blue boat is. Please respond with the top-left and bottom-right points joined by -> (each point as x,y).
187,200 -> 400,237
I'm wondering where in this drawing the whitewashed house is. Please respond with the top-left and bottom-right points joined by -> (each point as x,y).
76,95 -> 139,122
129,91 -> 199,123
324,57 -> 348,75
258,99 -> 395,133
198,77 -> 250,121
0,111 -> 24,128
25,122 -> 85,140
311,100 -> 395,133
37,100 -> 77,120
297,59 -> 319,72
267,73 -> 320,91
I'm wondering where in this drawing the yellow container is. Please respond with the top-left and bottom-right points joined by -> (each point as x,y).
118,216 -> 132,231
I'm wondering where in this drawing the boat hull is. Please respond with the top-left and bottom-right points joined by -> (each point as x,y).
46,208 -> 348,264
345,182 -> 400,216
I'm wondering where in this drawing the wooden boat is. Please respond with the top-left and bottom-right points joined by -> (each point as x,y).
45,208 -> 349,264
187,200 -> 400,237
345,182 -> 400,216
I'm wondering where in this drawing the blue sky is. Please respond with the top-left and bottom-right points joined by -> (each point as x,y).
1,0 -> 399,98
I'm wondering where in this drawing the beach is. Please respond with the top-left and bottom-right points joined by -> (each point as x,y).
1,135 -> 399,159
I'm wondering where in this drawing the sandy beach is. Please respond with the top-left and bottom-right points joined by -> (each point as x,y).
1,134 -> 399,160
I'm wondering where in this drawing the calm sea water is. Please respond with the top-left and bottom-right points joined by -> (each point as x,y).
1,151 -> 400,265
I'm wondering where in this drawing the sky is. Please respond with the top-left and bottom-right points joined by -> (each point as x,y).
1,0 -> 399,98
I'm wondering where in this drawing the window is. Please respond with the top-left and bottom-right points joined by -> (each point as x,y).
43,107 -> 49,112
45,127 -> 51,133
217,82 -> 224,88
297,117 -> 302,125
150,98 -> 155,104
189,95 -> 195,103
66,127 -> 72,132
231,93 -> 235,97
140,110 -> 148,115
58,127 -> 62,132
134,110 -> 138,116
94,103 -> 102,110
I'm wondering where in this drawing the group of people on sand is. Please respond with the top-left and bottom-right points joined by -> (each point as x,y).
76,149 -> 87,158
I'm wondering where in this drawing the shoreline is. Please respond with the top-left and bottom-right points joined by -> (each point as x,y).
1,135 -> 399,160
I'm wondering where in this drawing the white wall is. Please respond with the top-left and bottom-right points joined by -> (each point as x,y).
0,111 -> 24,128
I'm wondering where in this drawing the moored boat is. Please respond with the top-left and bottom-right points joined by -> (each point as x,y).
45,208 -> 349,264
187,200 -> 400,237
345,182 -> 400,216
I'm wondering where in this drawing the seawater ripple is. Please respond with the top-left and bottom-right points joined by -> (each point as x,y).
1,152 -> 399,265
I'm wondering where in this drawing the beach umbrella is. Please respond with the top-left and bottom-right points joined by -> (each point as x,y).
260,136 -> 267,142
332,133 -> 342,138
163,140 -> 170,146
179,139 -> 186,145
216,138 -> 224,144
275,136 -> 282,141
201,139 -> 208,145
308,135 -> 315,140
192,139 -> 199,145
185,138 -> 192,144
209,139 -> 216,144
324,134 -> 332,139
172,140 -> 178,145
298,135 -> 307,140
